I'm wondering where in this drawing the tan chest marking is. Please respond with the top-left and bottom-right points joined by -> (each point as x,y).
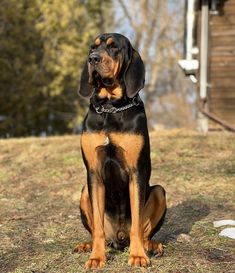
98,86 -> 123,100
81,132 -> 107,169
81,132 -> 143,170
110,133 -> 144,168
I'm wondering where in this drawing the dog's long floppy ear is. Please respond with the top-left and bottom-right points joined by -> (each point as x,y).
78,61 -> 94,98
124,48 -> 145,98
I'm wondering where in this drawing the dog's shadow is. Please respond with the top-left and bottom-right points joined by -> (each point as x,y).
107,199 -> 210,261
154,199 -> 210,243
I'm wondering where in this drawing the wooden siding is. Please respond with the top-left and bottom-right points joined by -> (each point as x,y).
208,0 -> 235,128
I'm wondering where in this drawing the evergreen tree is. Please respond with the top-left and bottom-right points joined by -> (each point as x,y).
0,0 -> 111,137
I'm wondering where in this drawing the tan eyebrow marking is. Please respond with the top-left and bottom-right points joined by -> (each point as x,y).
106,37 -> 113,45
95,38 -> 101,46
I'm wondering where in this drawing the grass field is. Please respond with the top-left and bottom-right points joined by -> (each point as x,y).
0,130 -> 234,273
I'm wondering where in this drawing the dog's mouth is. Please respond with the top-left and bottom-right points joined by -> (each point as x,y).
88,51 -> 121,88
101,77 -> 115,86
89,68 -> 115,87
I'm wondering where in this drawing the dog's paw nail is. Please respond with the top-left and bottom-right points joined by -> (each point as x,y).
128,255 -> 150,267
85,258 -> 106,269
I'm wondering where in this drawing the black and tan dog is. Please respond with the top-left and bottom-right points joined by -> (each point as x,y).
74,33 -> 166,269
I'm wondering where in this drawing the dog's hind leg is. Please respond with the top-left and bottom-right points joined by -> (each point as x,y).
73,185 -> 93,253
143,185 -> 166,257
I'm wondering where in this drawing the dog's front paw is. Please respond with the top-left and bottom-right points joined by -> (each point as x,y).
128,255 -> 150,267
85,256 -> 106,269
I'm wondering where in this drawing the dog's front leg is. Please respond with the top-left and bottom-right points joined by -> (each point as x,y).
128,172 -> 150,267
85,173 -> 106,269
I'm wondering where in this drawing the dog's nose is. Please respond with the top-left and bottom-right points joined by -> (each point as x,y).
88,53 -> 101,64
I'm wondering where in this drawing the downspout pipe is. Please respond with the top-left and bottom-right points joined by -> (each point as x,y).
200,0 -> 209,100
178,0 -> 199,81
184,0 -> 199,60
197,0 -> 209,132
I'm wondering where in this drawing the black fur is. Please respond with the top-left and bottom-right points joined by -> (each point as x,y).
78,33 -> 145,99
79,33 -> 165,248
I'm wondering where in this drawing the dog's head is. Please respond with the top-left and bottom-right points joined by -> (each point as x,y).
78,33 -> 145,99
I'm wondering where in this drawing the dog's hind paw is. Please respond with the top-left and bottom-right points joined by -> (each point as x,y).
73,242 -> 92,253
144,240 -> 164,257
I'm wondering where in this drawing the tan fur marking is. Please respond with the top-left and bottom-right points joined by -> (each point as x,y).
81,133 -> 143,169
110,133 -> 144,168
98,85 -> 123,100
143,185 -> 166,239
95,38 -> 101,46
98,88 -> 109,99
129,176 -> 141,240
113,59 -> 121,78
111,85 -> 123,99
99,52 -> 121,78
74,242 -> 92,253
81,132 -> 107,169
91,181 -> 105,239
128,175 -> 150,266
104,214 -> 117,241
144,240 -> 164,256
80,184 -> 93,231
74,185 -> 93,254
106,37 -> 113,45
86,179 -> 106,268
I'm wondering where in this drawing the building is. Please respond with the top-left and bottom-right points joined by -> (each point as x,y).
179,0 -> 235,132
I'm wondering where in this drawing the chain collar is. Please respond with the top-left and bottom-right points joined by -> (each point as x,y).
93,95 -> 141,114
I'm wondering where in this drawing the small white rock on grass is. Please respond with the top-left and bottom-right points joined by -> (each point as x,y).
219,228 -> 235,239
213,220 -> 235,228
213,219 -> 235,240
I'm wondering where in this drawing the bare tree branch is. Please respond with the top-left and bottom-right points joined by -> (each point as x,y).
117,0 -> 137,30
116,0 -> 196,128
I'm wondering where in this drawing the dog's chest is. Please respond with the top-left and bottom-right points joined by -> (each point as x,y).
103,136 -> 110,146
81,132 -> 144,169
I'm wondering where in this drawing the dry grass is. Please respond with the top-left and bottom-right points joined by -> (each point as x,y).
0,130 -> 234,273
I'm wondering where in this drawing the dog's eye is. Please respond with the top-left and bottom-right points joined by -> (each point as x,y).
89,47 -> 95,54
109,43 -> 118,51
90,44 -> 96,51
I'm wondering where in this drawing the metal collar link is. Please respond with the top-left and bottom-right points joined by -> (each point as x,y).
93,96 -> 141,114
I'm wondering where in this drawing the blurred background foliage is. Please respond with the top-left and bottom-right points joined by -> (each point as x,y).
0,0 -> 196,138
